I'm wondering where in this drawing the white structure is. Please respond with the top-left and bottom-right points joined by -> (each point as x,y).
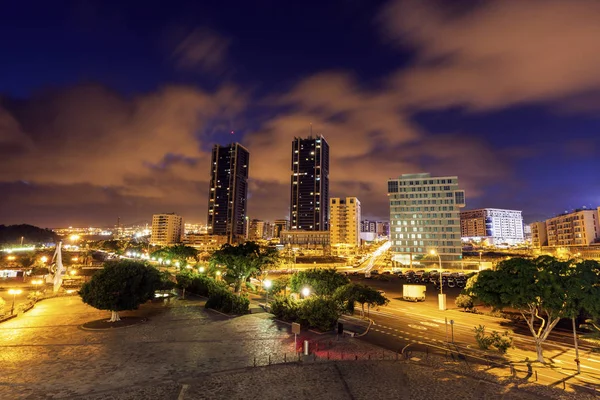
150,213 -> 183,246
329,197 -> 361,253
388,173 -> 465,265
460,208 -> 524,246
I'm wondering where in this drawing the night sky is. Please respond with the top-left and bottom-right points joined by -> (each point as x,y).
1,0 -> 599,228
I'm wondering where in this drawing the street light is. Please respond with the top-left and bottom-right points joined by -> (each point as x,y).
302,287 -> 310,298
430,249 -> 445,311
199,266 -> 205,273
8,289 -> 22,315
264,280 -> 272,308
40,256 -> 48,263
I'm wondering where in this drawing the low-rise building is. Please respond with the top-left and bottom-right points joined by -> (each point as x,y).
460,208 -> 524,246
530,221 -> 547,248
183,234 -> 228,253
280,230 -> 330,246
546,209 -> 600,247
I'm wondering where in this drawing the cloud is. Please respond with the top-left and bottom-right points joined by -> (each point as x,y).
244,71 -> 513,219
0,83 -> 246,224
379,0 -> 600,110
172,28 -> 230,72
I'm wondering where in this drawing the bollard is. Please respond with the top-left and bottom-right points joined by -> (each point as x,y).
253,357 -> 256,367
368,354 -> 371,360
327,351 -> 330,360
284,353 -> 287,363
304,340 -> 309,356
355,355 -> 358,360
268,355 -> 271,365
563,381 -> 566,390
535,370 -> 537,381
341,351 -> 344,360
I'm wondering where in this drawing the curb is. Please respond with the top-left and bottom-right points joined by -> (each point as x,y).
79,318 -> 148,331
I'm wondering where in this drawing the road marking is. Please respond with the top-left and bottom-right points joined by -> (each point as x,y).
408,324 -> 427,331
420,321 -> 440,328
178,384 -> 189,400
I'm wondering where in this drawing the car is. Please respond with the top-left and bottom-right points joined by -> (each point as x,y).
457,281 -> 465,288
377,290 -> 386,297
448,280 -> 456,288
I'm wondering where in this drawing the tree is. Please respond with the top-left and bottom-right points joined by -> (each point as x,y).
79,260 -> 161,322
289,268 -> 349,297
210,242 -> 279,293
470,256 -> 598,363
455,294 -> 474,311
297,297 -> 341,331
151,245 -> 199,266
176,270 -> 194,299
334,283 -> 388,317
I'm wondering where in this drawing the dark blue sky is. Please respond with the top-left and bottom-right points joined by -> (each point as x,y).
1,0 -> 599,227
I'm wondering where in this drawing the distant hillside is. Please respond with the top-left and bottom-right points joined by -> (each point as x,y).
0,224 -> 59,245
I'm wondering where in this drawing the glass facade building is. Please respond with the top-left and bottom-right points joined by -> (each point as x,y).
388,173 -> 465,264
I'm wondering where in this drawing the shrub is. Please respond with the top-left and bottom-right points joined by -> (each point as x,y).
455,294 -> 474,311
205,286 -> 249,315
298,297 -> 340,332
270,295 -> 300,321
474,325 -> 513,353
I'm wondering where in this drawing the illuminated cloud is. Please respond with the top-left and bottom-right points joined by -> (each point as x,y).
172,28 -> 230,72
379,0 -> 600,109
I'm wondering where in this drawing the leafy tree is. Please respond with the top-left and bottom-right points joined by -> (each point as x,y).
79,260 -> 161,322
210,242 -> 279,293
157,270 -> 176,291
152,245 -> 199,265
334,283 -> 388,317
270,295 -> 300,321
269,276 -> 290,296
289,268 -> 350,297
176,270 -> 194,299
471,256 -> 599,363
455,294 -> 474,311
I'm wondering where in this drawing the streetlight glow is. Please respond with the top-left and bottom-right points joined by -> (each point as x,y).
302,287 -> 310,297
264,279 -> 272,289
8,289 -> 22,295
69,234 -> 80,241
40,256 -> 48,263
199,266 -> 205,273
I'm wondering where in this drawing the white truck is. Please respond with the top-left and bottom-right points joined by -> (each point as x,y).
402,284 -> 426,302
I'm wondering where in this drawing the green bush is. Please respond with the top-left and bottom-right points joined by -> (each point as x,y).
298,297 -> 340,332
270,295 -> 300,321
455,294 -> 474,311
205,286 -> 249,314
474,325 -> 513,353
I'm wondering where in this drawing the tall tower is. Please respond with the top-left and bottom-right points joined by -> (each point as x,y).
290,135 -> 329,231
207,143 -> 250,244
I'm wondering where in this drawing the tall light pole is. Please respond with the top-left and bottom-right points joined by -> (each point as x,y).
8,289 -> 22,315
264,279 -> 272,309
430,250 -> 445,310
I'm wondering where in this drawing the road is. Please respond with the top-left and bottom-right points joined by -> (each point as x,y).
344,275 -> 600,391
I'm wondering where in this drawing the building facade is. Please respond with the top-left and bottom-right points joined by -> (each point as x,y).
329,197 -> 361,253
545,209 -> 600,247
290,135 -> 330,231
460,208 -> 525,245
361,220 -> 377,233
183,234 -> 228,252
273,219 -> 289,238
388,173 -> 466,265
280,230 -> 330,246
207,143 -> 249,244
530,221 -> 548,248
150,213 -> 183,246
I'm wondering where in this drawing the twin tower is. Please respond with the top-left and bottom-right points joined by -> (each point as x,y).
207,135 -> 330,243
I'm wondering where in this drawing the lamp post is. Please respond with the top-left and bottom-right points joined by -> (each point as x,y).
264,280 -> 272,309
8,289 -> 22,315
430,250 -> 445,310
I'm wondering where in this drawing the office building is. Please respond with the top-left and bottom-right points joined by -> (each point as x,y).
329,197 -> 361,253
361,220 -> 377,233
248,219 -> 266,241
545,209 -> 600,247
530,221 -> 547,248
376,221 -> 390,237
460,208 -> 524,245
290,135 -> 329,231
150,213 -> 183,246
274,219 -> 289,238
207,143 -> 249,244
388,173 -> 466,265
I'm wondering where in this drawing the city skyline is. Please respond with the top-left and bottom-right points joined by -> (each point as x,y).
1,1 -> 600,227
